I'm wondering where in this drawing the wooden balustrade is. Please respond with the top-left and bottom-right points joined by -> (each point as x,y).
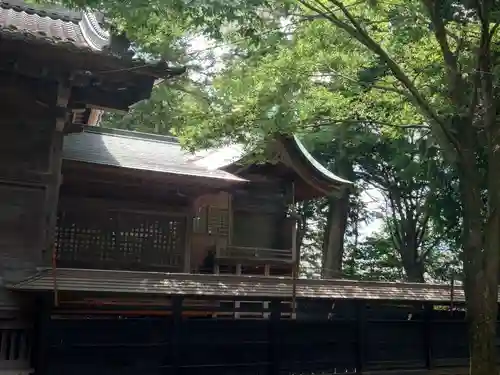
216,244 -> 294,264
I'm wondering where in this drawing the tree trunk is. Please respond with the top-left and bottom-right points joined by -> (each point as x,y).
397,221 -> 425,283
401,256 -> 425,283
322,191 -> 349,278
459,148 -> 499,375
466,11 -> 500,374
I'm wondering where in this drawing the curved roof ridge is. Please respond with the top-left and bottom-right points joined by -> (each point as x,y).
291,135 -> 352,186
188,135 -> 353,187
79,11 -> 110,51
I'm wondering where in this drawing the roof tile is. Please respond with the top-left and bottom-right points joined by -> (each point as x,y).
0,1 -> 88,48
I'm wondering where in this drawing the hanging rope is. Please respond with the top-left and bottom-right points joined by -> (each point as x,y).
450,274 -> 455,314
291,183 -> 298,318
51,245 -> 59,307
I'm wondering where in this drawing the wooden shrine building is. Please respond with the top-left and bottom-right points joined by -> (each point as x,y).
0,124 -> 492,375
0,1 -> 494,375
0,1 -> 183,374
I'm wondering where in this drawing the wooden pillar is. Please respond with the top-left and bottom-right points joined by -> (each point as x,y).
423,303 -> 433,369
355,300 -> 366,373
235,265 -> 242,319
268,299 -> 281,375
43,81 -> 69,265
170,296 -> 183,375
33,297 -> 51,375
183,212 -> 193,273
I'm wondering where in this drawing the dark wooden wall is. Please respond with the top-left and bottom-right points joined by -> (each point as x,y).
231,187 -> 289,250
0,77 -> 62,309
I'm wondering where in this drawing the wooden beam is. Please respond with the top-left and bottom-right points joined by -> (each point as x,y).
62,161 -> 242,190
56,81 -> 71,132
58,196 -> 189,217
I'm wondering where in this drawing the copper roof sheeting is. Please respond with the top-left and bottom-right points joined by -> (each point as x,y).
290,134 -> 352,187
8,268 -> 469,302
63,127 -> 247,182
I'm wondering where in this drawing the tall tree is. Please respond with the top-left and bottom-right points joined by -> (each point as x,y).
307,123 -> 454,282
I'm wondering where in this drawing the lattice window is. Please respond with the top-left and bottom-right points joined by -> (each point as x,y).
207,207 -> 229,236
55,209 -> 185,270
193,206 -> 229,236
55,211 -> 116,264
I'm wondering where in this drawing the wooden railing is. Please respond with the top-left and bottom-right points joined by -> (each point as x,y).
215,244 -> 294,264
214,216 -> 298,265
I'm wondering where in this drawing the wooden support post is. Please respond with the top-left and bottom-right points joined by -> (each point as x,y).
423,303 -> 433,369
183,213 -> 193,273
33,297 -> 51,375
268,299 -> 281,375
44,81 -> 69,267
264,264 -> 271,276
355,300 -> 366,373
235,264 -> 242,319
171,296 -> 183,375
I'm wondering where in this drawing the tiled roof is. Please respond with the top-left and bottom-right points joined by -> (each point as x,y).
9,268 -> 469,303
63,127 -> 247,181
0,1 -> 105,51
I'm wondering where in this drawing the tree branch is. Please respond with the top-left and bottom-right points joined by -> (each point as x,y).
421,0 -> 463,100
303,118 -> 430,131
298,0 -> 461,158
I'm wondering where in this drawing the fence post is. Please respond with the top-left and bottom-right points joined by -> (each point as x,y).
268,299 -> 281,375
423,302 -> 433,369
355,300 -> 366,373
34,296 -> 51,375
171,296 -> 183,375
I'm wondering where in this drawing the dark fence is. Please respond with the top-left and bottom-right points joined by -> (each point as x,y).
33,299 -> 478,375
